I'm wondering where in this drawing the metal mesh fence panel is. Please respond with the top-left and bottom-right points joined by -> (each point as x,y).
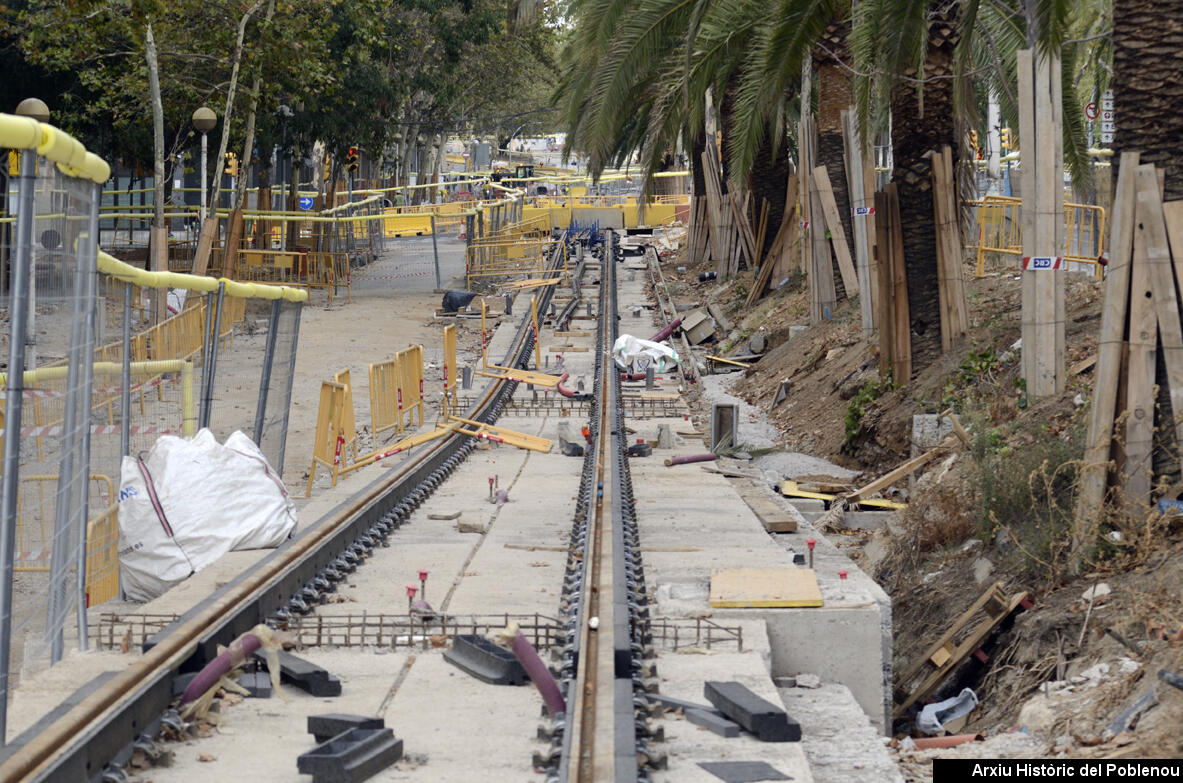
1,156 -> 101,681
254,299 -> 301,475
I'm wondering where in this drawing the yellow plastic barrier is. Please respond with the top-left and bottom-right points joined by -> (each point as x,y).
382,212 -> 434,238
97,251 -> 308,302
16,474 -> 114,573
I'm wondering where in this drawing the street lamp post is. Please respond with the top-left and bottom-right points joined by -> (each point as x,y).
192,107 -> 216,224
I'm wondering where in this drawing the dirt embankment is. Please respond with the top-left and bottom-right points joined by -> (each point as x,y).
663,244 -> 1182,758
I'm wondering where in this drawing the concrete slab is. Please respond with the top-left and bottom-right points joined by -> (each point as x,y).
778,682 -> 903,783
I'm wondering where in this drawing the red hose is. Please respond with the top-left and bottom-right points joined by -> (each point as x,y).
620,372 -> 646,381
556,373 -> 577,398
650,318 -> 682,343
663,453 -> 717,467
180,630 -> 264,706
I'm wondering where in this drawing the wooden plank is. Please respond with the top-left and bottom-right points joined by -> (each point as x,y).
710,568 -> 822,608
895,590 -> 1029,715
843,109 -> 874,337
933,146 -> 968,353
779,480 -> 836,501
885,183 -> 912,383
875,189 -> 895,381
1075,153 -> 1139,548
896,582 -> 1006,687
1164,200 -> 1183,304
1124,181 -> 1157,507
190,217 -> 219,277
754,198 -> 770,263
812,164 -> 859,297
737,485 -> 799,533
846,437 -> 955,503
1135,166 -> 1183,457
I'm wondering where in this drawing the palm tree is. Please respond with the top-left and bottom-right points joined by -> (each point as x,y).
1112,0 -> 1183,200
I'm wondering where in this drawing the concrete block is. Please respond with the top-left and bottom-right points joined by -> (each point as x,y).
785,498 -> 825,513
256,650 -> 341,697
239,670 -> 272,698
841,510 -> 897,530
443,634 -> 529,685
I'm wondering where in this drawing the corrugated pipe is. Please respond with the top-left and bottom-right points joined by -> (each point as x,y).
663,453 -> 717,467
179,624 -> 282,716
499,624 -> 565,716
650,318 -> 682,343
620,371 -> 646,381
556,373 -> 577,398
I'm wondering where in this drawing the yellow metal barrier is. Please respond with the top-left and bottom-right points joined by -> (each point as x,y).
16,474 -> 115,572
466,238 -> 566,289
967,198 -> 1107,280
395,345 -> 425,433
333,369 -> 359,466
442,325 -> 457,421
306,380 -> 347,496
84,504 -> 120,605
369,360 -> 401,439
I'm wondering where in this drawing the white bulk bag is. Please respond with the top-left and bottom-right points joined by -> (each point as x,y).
117,429 -> 297,602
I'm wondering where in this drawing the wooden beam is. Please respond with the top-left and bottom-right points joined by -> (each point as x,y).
1018,47 -> 1066,398
884,183 -> 912,383
875,189 -> 895,382
1124,180 -> 1157,507
812,164 -> 860,297
843,108 -> 874,337
846,437 -> 955,503
932,146 -> 968,352
1074,152 -> 1139,555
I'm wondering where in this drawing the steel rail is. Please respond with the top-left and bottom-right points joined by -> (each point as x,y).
0,246 -> 568,783
551,231 -> 653,783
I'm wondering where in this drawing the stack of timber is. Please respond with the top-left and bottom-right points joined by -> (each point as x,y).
1077,153 -> 1183,543
812,164 -> 860,299
745,173 -> 801,307
931,145 -> 969,352
699,140 -> 760,278
842,108 -> 877,337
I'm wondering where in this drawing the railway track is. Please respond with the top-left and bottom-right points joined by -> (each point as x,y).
547,230 -> 659,782
0,246 -> 569,782
0,231 -> 662,783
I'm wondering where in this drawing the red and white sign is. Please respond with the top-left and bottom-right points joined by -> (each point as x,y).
1085,102 -> 1098,120
1022,256 -> 1063,271
852,206 -> 875,217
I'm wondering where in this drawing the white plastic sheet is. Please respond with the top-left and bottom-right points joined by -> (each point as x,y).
117,429 -> 297,602
918,688 -> 979,735
612,334 -> 681,373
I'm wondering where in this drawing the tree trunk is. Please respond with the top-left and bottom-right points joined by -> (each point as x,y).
1113,0 -> 1183,201
235,0 -> 278,210
748,134 -> 791,259
145,21 -> 167,322
890,11 -> 958,376
690,132 -> 707,199
207,2 -> 261,211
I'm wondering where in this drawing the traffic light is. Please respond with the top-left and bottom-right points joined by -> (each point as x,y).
999,127 -> 1012,152
224,152 -> 238,177
347,146 -> 359,173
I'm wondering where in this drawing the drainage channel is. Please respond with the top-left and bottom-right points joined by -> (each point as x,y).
546,230 -> 659,782
0,245 -> 570,783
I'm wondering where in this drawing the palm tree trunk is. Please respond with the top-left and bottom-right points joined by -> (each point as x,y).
1113,0 -> 1183,200
890,14 -> 959,376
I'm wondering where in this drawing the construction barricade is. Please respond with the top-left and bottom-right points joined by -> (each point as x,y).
966,196 -> 1106,279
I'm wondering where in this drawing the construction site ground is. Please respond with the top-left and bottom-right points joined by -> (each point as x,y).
6,232 -> 1183,780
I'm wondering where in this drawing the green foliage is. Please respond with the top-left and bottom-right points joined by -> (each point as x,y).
843,378 -> 891,455
940,344 -> 1001,412
968,416 -> 1084,586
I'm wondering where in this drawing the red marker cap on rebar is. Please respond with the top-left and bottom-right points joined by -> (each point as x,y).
839,570 -> 848,580
405,585 -> 417,598
419,569 -> 429,582
806,538 -> 816,550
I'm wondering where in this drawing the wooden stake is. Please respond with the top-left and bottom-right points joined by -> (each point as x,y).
843,109 -> 875,336
1018,48 -> 1066,398
1124,189 -> 1156,507
1075,152 -> 1139,557
932,145 -> 968,352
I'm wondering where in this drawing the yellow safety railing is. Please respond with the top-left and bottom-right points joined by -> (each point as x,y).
966,197 -> 1107,280
466,238 -> 567,289
84,504 -> 120,605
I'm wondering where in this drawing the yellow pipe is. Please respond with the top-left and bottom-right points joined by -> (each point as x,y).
0,360 -> 184,387
181,360 -> 196,437
97,251 -> 307,302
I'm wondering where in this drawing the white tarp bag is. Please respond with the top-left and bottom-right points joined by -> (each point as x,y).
612,334 -> 680,373
117,428 -> 297,602
917,687 -> 979,734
